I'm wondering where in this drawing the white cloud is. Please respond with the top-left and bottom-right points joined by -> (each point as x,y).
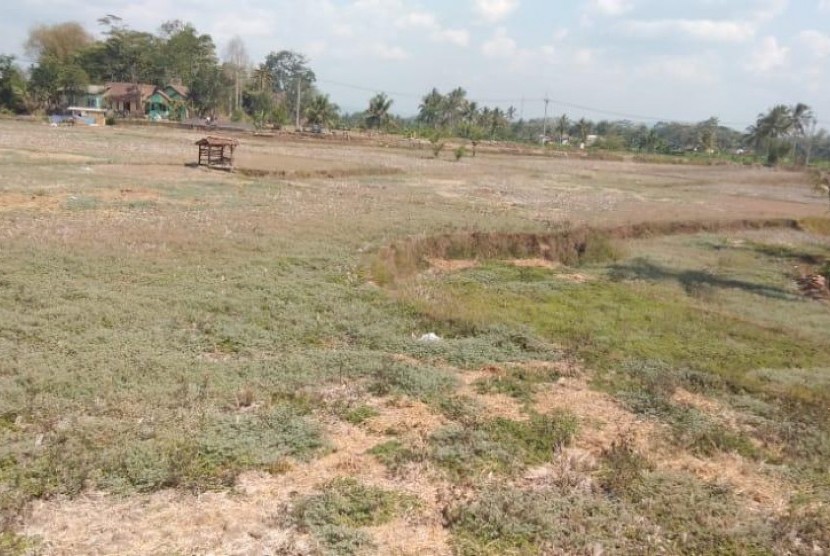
481,27 -> 517,57
397,11 -> 438,29
396,10 -> 469,47
753,0 -> 788,22
637,55 -> 717,83
473,0 -> 520,23
371,43 -> 409,60
622,19 -> 756,42
820,0 -> 830,11
800,30 -> 830,58
552,28 -> 570,42
747,36 -> 789,73
588,0 -> 633,16
433,28 -> 471,47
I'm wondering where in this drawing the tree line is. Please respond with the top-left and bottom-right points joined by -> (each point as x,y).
0,18 -> 827,165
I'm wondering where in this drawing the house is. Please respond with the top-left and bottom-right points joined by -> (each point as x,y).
103,82 -> 189,120
63,85 -> 108,110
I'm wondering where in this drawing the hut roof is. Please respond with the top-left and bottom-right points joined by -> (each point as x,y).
195,136 -> 240,147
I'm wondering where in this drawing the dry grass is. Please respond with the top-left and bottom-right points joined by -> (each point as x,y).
1,120 -> 829,554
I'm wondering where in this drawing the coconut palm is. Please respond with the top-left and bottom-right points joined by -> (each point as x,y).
418,88 -> 444,129
746,105 -> 794,165
304,94 -> 339,127
365,93 -> 393,131
790,102 -> 814,165
443,87 -> 467,128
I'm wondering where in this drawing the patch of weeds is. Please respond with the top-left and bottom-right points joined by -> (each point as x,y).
294,478 -> 418,555
199,406 -> 328,471
445,484 -> 644,555
269,389 -> 318,415
625,471 -> 774,553
598,438 -> 653,497
434,395 -> 483,425
670,408 -> 759,459
475,364 -> 561,401
614,361 -> 759,459
402,324 -> 560,370
368,361 -> 456,402
0,532 -> 37,556
368,440 -> 422,472
343,405 -> 379,425
312,525 -> 374,556
430,412 -> 577,479
125,200 -> 157,210
774,501 -> 830,553
64,195 -> 99,210
487,413 -> 577,463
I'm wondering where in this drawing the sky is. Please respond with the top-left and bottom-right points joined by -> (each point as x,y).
1,0 -> 829,129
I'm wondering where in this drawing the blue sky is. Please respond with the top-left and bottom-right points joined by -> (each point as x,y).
2,0 -> 829,129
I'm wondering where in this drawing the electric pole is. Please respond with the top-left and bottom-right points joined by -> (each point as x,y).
541,95 -> 550,145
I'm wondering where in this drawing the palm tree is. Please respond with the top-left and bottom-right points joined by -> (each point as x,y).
365,93 -> 393,131
486,107 -> 508,140
418,88 -> 443,129
790,102 -> 814,165
304,94 -> 339,127
746,105 -> 793,165
443,87 -> 467,129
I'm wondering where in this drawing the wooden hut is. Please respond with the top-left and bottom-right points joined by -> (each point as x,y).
195,136 -> 239,170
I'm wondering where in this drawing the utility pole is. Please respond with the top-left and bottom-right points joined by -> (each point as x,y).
541,95 -> 550,145
295,80 -> 302,131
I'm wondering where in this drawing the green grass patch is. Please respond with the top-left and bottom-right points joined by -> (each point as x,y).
294,478 -> 419,555
415,266 -> 830,407
429,412 -> 577,479
342,405 -> 380,425
474,364 -> 561,401
368,440 -> 422,472
368,360 -> 457,401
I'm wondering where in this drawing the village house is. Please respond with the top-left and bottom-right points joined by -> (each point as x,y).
103,82 -> 189,120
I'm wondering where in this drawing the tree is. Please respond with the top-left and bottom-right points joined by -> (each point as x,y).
747,105 -> 795,165
189,64 -> 228,117
483,107 -> 508,140
365,93 -> 393,131
305,94 -> 339,127
159,21 -> 218,87
418,88 -> 444,129
251,64 -> 272,92
790,103 -> 814,165
223,36 -> 249,111
25,22 -> 92,63
698,117 -> 719,153
443,87 -> 467,128
0,55 -> 27,113
556,114 -> 569,145
262,50 -> 316,126
577,117 -> 592,145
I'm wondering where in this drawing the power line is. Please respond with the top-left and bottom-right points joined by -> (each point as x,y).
316,76 -> 761,127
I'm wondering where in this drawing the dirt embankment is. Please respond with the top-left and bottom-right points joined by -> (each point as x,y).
370,218 -> 810,286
